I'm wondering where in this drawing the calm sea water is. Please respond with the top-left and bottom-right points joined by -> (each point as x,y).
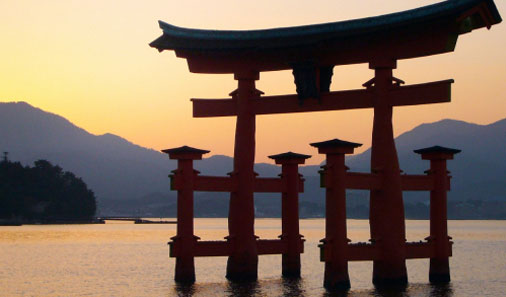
0,219 -> 505,297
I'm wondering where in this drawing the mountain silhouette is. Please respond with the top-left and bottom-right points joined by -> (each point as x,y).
1,101 -> 504,216
0,102 -> 173,203
347,118 -> 506,202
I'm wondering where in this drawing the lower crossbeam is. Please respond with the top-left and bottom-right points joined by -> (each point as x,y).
319,241 -> 451,262
169,238 -> 304,257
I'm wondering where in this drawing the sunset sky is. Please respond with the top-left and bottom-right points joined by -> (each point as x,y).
1,0 -> 504,164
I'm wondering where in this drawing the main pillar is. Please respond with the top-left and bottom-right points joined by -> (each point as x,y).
368,59 -> 407,286
162,145 -> 210,283
269,152 -> 311,278
311,139 -> 362,290
415,146 -> 460,283
226,71 -> 261,281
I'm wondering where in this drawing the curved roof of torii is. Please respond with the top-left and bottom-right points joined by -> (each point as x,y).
150,0 -> 501,73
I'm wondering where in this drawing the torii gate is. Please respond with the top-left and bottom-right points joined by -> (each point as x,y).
151,0 -> 501,288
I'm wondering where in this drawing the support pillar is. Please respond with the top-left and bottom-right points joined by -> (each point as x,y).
368,59 -> 408,286
415,146 -> 460,283
269,152 -> 311,278
226,71 -> 261,281
311,139 -> 362,290
162,145 -> 210,283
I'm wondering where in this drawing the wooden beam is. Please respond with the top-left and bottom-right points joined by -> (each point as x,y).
405,242 -> 434,259
252,89 -> 374,116
194,176 -> 235,192
177,240 -> 449,259
254,177 -> 305,193
171,239 -> 304,257
345,172 -> 382,190
192,98 -> 237,117
401,175 -> 435,191
346,243 -> 379,261
173,175 -> 305,193
194,241 -> 231,257
192,79 -> 453,118
389,79 -> 453,106
254,177 -> 283,193
257,239 -> 289,255
400,175 -> 452,191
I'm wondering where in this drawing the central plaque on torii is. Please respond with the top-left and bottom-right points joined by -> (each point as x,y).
151,0 -> 501,289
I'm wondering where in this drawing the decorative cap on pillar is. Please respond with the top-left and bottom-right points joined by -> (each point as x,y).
161,145 -> 210,160
229,88 -> 264,97
310,138 -> 362,155
268,151 -> 311,165
414,145 -> 461,160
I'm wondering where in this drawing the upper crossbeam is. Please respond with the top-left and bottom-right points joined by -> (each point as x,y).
192,79 -> 453,118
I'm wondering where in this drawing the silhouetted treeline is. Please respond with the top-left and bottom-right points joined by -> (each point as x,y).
0,158 -> 96,220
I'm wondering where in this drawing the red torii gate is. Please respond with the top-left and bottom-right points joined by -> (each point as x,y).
151,0 -> 501,289
311,139 -> 461,288
163,146 -> 308,282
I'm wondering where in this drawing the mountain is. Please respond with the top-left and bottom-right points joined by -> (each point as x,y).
347,118 -> 506,202
1,101 -> 505,218
0,102 -> 281,215
0,102 -> 174,204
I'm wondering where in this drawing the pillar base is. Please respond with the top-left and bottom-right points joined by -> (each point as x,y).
174,257 -> 196,284
226,254 -> 258,282
372,275 -> 408,288
324,262 -> 350,291
372,259 -> 407,287
429,273 -> 451,283
323,279 -> 351,291
430,258 -> 450,283
282,254 -> 301,278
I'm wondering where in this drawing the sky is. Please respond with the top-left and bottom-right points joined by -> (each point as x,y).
1,0 -> 505,164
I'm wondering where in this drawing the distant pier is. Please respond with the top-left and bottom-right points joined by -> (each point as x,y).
0,217 -> 176,226
98,217 -> 177,224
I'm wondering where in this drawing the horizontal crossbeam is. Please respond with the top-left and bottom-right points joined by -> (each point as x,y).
192,79 -> 453,118
194,240 -> 230,257
346,243 -> 379,261
319,241 -> 450,262
194,176 -> 234,192
172,175 -> 304,193
321,172 -> 440,191
257,239 -> 288,255
345,172 -> 381,190
405,242 -> 434,259
401,175 -> 435,191
254,177 -> 283,193
169,238 -> 303,257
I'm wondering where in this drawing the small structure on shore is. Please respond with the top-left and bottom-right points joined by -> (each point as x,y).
151,0 -> 501,289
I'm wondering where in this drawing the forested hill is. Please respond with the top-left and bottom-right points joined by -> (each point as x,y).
0,158 -> 96,221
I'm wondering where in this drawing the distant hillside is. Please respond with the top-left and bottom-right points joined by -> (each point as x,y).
347,118 -> 506,202
1,101 -> 504,218
0,102 -> 282,212
0,102 -> 174,204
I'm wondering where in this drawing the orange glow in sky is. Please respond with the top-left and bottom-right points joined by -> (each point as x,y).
1,0 -> 505,164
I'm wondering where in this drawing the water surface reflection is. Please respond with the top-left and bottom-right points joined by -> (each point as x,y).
281,277 -> 306,297
1,220 -> 501,297
226,281 -> 262,297
429,283 -> 453,297
174,279 -> 454,297
322,282 -> 453,297
174,283 -> 195,297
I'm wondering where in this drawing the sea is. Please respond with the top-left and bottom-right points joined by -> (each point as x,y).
0,219 -> 505,297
